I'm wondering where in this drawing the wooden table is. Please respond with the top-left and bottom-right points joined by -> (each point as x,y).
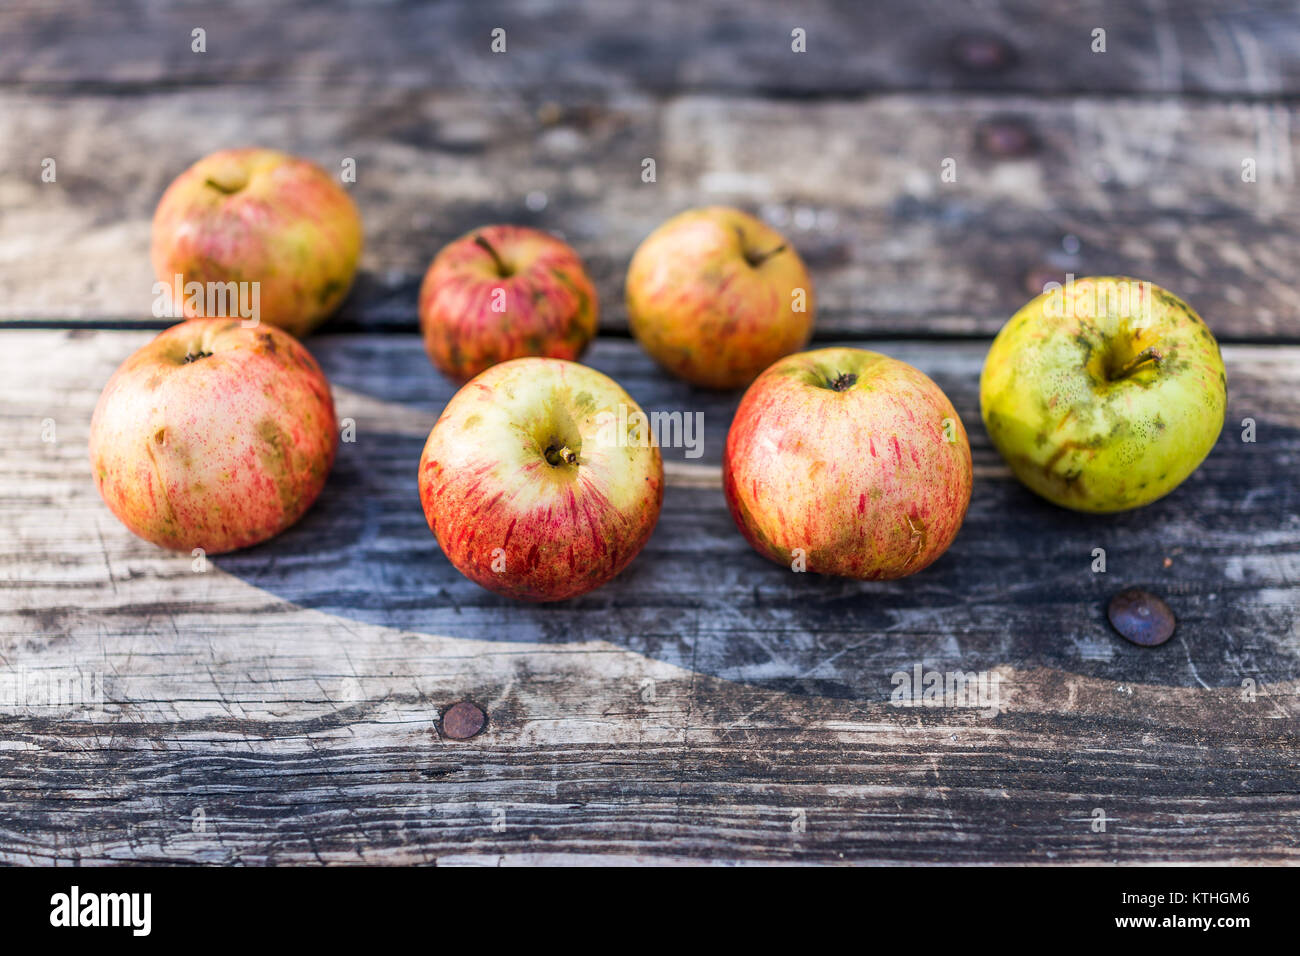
2,1 -> 1297,865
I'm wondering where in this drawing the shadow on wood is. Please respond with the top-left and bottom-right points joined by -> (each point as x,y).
210,337 -> 1300,695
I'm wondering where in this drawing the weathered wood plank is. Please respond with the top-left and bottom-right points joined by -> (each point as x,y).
6,0 -> 1300,98
3,89 -> 1297,339
10,331 -> 1296,690
0,331 -> 1295,863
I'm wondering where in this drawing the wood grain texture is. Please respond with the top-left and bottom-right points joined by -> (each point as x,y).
5,0 -> 1299,867
3,88 -> 1297,338
1,330 -> 1295,864
7,0 -> 1300,98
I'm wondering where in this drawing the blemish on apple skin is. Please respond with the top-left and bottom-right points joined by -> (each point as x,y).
318,278 -> 344,306
903,514 -> 927,567
255,417 -> 298,510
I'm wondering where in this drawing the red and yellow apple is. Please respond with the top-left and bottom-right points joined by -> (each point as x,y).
89,319 -> 338,554
724,347 -> 972,579
418,357 -> 663,601
981,276 -> 1227,512
151,147 -> 363,338
418,225 -> 598,382
625,206 -> 815,389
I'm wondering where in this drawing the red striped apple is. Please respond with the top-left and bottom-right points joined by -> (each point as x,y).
419,225 -> 598,383
151,148 -> 363,338
419,357 -> 663,601
625,206 -> 815,389
724,347 -> 972,579
90,319 -> 338,554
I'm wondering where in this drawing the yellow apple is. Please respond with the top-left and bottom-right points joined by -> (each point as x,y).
980,276 -> 1227,512
625,207 -> 814,389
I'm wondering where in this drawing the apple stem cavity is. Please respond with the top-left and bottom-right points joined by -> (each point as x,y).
828,372 -> 858,392
474,235 -> 513,277
183,350 -> 213,364
544,443 -> 578,467
1108,346 -> 1163,381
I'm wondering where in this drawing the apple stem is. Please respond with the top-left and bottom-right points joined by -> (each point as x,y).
1108,346 -> 1163,381
745,244 -> 787,268
828,372 -> 858,391
204,177 -> 241,195
545,444 -> 578,467
474,235 -> 511,277
183,350 -> 213,364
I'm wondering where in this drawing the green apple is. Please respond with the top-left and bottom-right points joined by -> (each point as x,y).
980,276 -> 1227,512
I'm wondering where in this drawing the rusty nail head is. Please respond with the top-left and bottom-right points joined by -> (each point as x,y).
1108,588 -> 1176,647
442,701 -> 486,739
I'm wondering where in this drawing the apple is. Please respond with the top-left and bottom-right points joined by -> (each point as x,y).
89,319 -> 338,554
419,225 -> 598,382
723,347 -> 972,579
151,147 -> 363,338
980,276 -> 1227,512
625,206 -> 815,389
419,357 -> 663,601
